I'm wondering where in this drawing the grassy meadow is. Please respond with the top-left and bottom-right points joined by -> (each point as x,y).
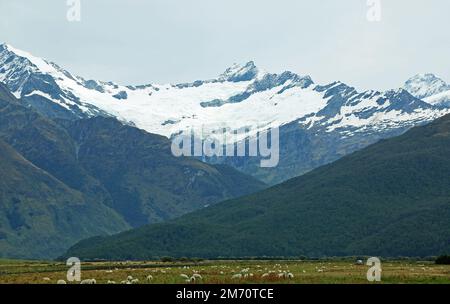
0,259 -> 449,284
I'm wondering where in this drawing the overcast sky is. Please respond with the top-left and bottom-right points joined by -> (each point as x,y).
0,0 -> 448,91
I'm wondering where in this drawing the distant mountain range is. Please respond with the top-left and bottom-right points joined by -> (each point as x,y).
404,73 -> 450,107
1,43 -> 449,184
0,83 -> 264,259
1,43 -> 450,260
64,113 -> 450,260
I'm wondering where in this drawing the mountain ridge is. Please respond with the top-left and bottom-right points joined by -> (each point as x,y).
0,82 -> 265,258
1,43 -> 449,184
63,113 -> 450,260
404,73 -> 450,108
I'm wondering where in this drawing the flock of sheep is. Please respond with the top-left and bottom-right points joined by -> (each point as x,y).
49,263 -> 299,284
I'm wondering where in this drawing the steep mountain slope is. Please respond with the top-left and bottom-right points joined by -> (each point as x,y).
404,73 -> 450,108
0,139 -> 129,259
0,84 -> 130,258
0,44 -> 108,119
0,83 -> 265,258
59,117 -> 266,226
0,83 -> 116,211
1,43 -> 449,184
64,114 -> 450,259
212,86 -> 444,184
0,79 -> 17,102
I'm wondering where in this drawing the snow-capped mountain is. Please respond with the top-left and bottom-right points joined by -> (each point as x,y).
0,43 -> 318,141
404,73 -> 450,107
1,43 -> 449,183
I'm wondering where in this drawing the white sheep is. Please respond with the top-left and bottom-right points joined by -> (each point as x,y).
180,274 -> 190,280
231,273 -> 242,279
80,279 -> 96,284
146,275 -> 153,281
56,280 -> 66,284
192,273 -> 202,280
276,271 -> 295,279
107,280 -> 116,284
131,279 -> 139,284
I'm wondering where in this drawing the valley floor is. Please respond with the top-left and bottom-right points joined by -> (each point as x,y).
0,259 -> 449,284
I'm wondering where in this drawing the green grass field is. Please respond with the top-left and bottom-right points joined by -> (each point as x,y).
0,259 -> 449,284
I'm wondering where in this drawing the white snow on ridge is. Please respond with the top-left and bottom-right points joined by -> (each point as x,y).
404,73 -> 449,103
4,44 -> 57,75
0,43 -> 332,140
24,90 -> 75,110
1,43 -> 449,143
424,90 -> 450,106
327,108 -> 450,134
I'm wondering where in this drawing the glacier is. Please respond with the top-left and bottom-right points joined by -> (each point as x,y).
1,42 -> 449,183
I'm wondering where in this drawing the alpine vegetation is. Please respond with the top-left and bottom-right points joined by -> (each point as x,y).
63,113 -> 450,259
0,83 -> 266,259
